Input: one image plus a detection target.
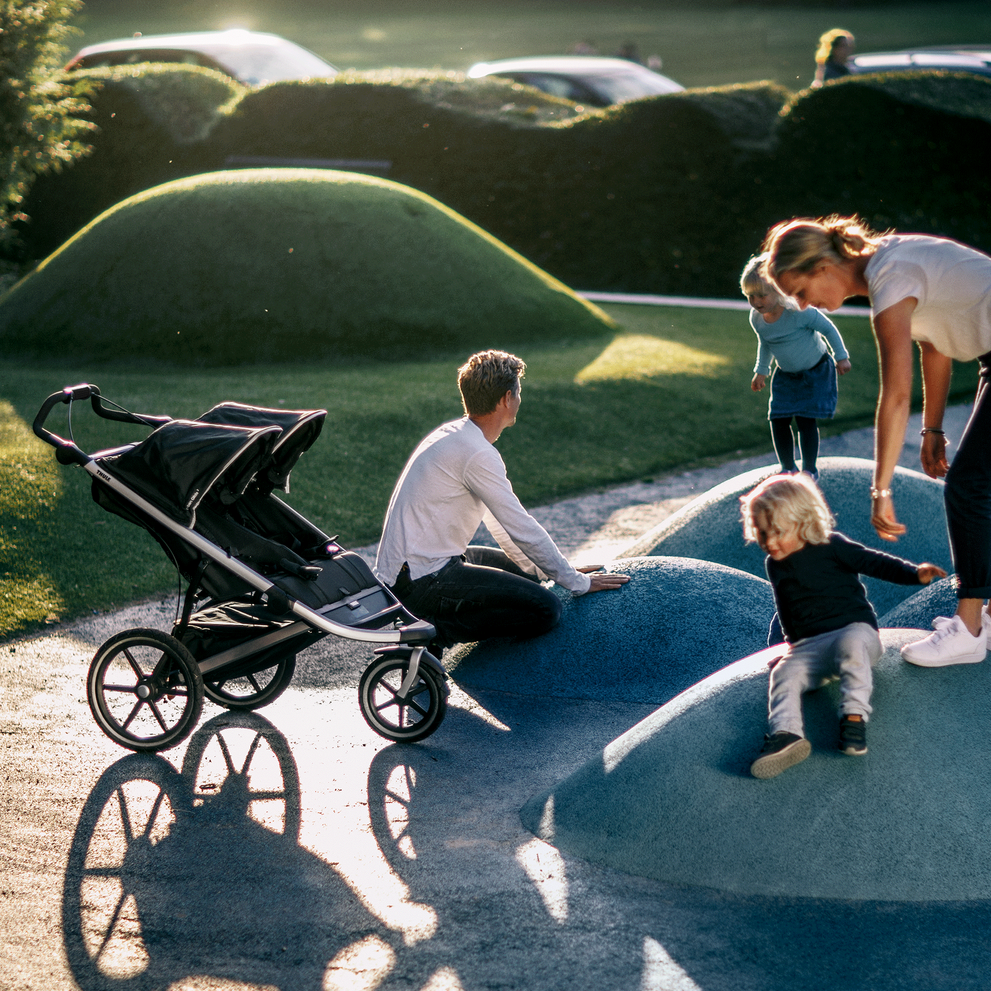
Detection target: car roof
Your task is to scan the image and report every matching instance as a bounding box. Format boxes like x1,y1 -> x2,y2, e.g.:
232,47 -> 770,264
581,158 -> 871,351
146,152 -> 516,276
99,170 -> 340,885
73,28 -> 302,58
468,56 -> 664,77
851,48 -> 991,74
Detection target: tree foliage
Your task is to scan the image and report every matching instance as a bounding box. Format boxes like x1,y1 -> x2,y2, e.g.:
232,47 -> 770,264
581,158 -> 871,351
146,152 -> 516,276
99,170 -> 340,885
0,0 -> 94,253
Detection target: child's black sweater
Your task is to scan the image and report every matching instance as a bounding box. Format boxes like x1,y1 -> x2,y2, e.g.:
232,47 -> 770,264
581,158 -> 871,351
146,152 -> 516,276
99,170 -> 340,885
765,531 -> 923,642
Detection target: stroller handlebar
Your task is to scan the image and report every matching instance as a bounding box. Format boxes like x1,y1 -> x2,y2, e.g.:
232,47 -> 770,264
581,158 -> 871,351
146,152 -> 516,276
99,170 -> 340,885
33,383 -> 172,465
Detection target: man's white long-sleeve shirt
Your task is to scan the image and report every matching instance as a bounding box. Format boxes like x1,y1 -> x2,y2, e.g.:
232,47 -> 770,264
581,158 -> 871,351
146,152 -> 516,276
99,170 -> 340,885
373,417 -> 591,594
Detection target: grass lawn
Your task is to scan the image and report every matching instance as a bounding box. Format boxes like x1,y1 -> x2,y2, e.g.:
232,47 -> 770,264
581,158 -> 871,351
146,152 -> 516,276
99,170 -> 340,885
0,301 -> 978,641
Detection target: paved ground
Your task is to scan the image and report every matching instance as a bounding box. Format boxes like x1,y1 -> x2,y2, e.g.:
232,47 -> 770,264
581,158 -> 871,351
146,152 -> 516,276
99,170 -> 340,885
3,405 -> 986,991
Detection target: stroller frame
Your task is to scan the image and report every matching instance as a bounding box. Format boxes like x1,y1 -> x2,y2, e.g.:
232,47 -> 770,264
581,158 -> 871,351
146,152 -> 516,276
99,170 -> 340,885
34,384 -> 448,752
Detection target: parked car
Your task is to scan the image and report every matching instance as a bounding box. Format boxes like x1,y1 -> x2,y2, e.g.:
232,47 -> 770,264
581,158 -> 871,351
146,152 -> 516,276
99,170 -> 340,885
849,47 -> 991,79
467,55 -> 684,107
64,29 -> 339,86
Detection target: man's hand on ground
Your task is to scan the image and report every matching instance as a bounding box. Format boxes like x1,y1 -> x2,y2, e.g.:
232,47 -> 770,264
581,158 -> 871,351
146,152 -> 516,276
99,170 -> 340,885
576,565 -> 631,592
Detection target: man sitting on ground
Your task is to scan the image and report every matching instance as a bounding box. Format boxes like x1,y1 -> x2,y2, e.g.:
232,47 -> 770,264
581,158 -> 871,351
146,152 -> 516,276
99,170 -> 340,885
374,349 -> 630,650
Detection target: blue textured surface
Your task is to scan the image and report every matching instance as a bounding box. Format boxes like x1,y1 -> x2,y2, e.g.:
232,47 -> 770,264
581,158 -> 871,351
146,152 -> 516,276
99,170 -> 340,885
521,629 -> 991,900
879,577 -> 960,630
445,556 -> 774,705
626,457 -> 950,618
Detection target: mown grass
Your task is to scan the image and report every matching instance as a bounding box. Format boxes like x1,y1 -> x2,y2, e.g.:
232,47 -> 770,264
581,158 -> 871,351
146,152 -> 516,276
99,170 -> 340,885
1,302 -> 979,641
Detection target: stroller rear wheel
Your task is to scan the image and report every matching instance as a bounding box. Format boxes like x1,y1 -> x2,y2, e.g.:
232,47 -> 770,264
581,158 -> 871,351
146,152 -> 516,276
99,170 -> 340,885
202,654 -> 296,711
359,652 -> 448,743
88,629 -> 204,753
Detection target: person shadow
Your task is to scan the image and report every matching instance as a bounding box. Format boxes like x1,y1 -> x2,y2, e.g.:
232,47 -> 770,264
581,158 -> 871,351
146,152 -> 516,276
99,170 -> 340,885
61,711 -> 399,991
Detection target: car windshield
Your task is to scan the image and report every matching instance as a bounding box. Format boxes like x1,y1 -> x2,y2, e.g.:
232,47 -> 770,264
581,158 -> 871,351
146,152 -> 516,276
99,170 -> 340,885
199,41 -> 335,85
587,69 -> 682,103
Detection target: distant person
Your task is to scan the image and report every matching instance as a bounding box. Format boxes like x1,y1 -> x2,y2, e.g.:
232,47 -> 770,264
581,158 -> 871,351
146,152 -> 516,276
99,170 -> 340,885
812,28 -> 855,87
761,215 -> 991,669
615,42 -> 642,64
571,40 -> 598,55
741,473 -> 945,779
740,253 -> 851,481
374,349 -> 630,652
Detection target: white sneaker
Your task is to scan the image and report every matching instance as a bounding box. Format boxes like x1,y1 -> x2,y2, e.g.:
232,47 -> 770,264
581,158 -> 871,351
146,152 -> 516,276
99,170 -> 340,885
983,605 -> 991,649
901,615 -> 986,667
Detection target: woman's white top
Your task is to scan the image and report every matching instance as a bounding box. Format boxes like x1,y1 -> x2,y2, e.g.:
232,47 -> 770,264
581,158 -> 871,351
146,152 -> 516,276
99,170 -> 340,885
865,234 -> 991,361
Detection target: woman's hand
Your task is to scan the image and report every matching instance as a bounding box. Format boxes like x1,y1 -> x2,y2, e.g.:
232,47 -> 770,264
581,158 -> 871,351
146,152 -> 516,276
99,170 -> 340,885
836,358 -> 852,376
871,491 -> 907,542
917,563 -> 948,585
920,429 -> 950,478
751,373 -> 766,392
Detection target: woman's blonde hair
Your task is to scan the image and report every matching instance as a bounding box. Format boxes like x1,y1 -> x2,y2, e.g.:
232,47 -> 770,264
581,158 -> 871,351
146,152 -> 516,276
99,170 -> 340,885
760,215 -> 884,287
740,253 -> 787,306
740,473 -> 834,547
815,28 -> 854,65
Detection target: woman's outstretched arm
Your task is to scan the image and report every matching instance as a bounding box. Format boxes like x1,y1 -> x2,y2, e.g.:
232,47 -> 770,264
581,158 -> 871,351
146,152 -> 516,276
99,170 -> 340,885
870,297 -> 918,541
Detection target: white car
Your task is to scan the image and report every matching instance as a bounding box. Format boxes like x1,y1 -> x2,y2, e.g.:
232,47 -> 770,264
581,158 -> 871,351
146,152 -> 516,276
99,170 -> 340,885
849,47 -> 991,79
65,29 -> 339,86
467,55 -> 684,107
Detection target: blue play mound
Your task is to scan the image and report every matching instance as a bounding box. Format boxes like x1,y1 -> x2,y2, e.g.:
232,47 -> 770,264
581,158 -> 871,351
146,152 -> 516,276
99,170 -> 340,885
622,457 -> 950,618
879,576 -> 960,631
444,556 -> 775,705
521,629 -> 991,901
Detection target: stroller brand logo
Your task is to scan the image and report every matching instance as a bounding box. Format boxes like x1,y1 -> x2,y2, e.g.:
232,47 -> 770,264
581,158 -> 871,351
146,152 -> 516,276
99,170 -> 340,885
95,468 -> 113,483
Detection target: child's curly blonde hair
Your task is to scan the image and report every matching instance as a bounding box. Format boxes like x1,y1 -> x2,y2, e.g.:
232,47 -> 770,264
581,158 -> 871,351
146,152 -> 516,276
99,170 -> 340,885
740,473 -> 834,546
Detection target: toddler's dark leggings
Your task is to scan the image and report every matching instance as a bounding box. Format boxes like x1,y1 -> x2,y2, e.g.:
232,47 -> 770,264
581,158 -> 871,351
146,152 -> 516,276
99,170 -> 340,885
770,416 -> 818,473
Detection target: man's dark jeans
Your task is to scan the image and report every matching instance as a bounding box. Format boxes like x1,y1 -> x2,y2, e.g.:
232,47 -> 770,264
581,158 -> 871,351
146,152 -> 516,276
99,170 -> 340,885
944,355 -> 991,599
389,545 -> 563,647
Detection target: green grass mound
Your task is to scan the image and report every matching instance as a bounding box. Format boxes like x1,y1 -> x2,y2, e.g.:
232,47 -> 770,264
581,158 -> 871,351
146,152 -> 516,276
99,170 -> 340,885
0,168 -> 614,366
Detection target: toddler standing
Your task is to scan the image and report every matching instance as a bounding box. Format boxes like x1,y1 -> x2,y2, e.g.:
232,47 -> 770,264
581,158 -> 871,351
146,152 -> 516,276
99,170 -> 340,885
740,473 -> 946,779
741,254 -> 852,481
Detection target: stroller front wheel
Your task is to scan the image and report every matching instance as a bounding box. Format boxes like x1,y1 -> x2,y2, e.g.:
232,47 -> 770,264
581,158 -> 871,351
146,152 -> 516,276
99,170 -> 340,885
358,652 -> 447,743
88,629 -> 204,752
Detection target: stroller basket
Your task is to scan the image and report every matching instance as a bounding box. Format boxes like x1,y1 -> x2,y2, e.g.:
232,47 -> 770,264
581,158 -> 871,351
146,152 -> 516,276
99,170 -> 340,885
34,383 -> 449,753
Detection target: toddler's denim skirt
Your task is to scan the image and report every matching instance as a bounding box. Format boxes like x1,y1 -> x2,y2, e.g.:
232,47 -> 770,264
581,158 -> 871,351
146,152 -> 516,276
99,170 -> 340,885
768,353 -> 837,419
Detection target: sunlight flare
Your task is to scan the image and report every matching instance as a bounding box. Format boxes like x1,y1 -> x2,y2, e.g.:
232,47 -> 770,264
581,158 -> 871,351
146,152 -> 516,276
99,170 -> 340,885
576,334 -> 731,383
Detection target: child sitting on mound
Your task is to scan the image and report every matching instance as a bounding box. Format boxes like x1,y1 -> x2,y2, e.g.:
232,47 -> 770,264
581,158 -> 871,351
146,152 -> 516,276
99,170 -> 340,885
740,473 -> 946,779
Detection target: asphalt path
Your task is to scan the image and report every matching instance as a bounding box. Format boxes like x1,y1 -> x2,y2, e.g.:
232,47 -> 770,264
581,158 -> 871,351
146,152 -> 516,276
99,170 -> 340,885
2,404 -> 986,991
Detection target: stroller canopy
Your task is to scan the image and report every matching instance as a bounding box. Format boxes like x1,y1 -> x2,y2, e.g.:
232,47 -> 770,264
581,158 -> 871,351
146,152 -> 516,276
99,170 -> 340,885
197,403 -> 326,493
96,419 -> 282,526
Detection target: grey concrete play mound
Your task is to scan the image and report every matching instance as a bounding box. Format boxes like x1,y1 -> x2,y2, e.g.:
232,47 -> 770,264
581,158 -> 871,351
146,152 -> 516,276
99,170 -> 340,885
521,629 -> 991,901
445,556 -> 775,705
622,457 -> 951,618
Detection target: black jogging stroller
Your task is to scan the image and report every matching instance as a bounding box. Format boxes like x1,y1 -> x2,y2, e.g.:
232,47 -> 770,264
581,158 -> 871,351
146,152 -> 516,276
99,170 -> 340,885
34,384 -> 448,753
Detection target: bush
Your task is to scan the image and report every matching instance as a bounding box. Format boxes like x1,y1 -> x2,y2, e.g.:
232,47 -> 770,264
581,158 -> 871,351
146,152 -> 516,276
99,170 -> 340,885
0,168 -> 615,366
763,72 -> 991,253
14,66 -> 991,296
0,0 -> 93,253
19,64 -> 243,257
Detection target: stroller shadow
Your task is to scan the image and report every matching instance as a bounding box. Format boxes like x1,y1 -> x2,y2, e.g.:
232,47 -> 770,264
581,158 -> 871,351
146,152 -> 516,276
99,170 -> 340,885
61,712 -> 395,991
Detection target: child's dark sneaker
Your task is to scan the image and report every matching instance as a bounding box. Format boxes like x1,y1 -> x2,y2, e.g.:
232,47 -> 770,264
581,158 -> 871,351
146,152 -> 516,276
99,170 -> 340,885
839,715 -> 867,755
750,732 -> 811,779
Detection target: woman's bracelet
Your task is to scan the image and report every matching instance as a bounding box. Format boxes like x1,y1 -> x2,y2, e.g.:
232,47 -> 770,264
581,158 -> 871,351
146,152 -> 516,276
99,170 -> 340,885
920,427 -> 945,436
870,487 -> 892,500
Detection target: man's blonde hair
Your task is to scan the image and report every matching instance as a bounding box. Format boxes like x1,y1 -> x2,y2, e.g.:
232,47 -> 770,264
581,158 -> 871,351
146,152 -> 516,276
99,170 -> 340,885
457,349 -> 526,416
740,473 -> 834,546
